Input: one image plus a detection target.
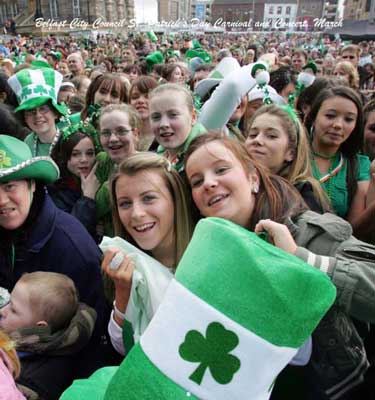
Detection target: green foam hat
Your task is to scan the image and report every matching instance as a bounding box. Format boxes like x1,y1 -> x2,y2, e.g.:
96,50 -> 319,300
8,67 -> 67,115
49,50 -> 63,60
185,49 -> 212,63
105,217 -> 336,399
147,31 -> 158,43
146,51 -> 164,72
302,61 -> 318,75
0,135 -> 59,183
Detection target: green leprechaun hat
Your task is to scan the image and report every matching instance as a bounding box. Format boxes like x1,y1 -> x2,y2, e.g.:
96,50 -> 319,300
146,51 -> 164,72
7,67 -> 67,115
104,217 -> 336,400
0,135 -> 59,183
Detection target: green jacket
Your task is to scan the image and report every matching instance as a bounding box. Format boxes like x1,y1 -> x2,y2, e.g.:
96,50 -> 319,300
289,211 -> 375,399
95,152 -> 116,237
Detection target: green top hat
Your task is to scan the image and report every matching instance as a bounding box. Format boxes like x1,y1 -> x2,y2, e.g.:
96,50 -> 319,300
0,135 -> 59,183
8,67 -> 67,115
104,217 -> 336,400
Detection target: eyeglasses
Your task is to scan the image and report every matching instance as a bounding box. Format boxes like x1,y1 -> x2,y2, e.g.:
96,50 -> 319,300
342,55 -> 356,60
100,127 -> 133,138
24,104 -> 52,117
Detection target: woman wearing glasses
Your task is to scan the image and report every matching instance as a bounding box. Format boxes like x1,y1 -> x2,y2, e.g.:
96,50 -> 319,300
7,67 -> 68,156
96,104 -> 140,237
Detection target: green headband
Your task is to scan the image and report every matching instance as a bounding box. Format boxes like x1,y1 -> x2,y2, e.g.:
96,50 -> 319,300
279,105 -> 301,147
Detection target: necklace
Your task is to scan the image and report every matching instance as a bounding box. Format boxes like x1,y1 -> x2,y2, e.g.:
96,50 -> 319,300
32,128 -> 61,157
312,153 -> 344,203
312,150 -> 336,160
316,154 -> 344,183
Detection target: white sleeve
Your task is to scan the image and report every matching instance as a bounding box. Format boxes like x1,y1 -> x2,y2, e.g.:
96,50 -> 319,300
108,310 -> 125,356
289,336 -> 312,366
198,64 -> 256,131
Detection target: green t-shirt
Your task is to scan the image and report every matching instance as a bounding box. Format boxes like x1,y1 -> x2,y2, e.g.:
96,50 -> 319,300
312,153 -> 370,218
24,133 -> 52,157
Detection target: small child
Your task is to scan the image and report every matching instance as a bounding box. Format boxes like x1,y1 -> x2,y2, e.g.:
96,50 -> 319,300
0,272 -> 97,400
0,271 -> 78,334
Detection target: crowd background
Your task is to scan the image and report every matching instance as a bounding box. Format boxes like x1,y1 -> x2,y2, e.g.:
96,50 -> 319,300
0,28 -> 374,400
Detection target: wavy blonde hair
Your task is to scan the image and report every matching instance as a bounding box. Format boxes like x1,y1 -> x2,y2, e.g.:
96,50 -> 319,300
334,61 -> 359,90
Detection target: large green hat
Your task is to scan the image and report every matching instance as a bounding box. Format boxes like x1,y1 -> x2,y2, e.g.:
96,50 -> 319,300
7,67 -> 67,115
104,217 -> 336,399
0,135 -> 59,183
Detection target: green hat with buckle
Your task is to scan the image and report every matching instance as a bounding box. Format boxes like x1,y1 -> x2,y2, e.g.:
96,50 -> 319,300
7,67 -> 68,115
0,135 -> 59,183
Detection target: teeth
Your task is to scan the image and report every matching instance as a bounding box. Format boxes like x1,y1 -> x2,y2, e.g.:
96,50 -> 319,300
134,223 -> 154,232
0,208 -> 15,215
160,132 -> 173,137
208,195 -> 227,206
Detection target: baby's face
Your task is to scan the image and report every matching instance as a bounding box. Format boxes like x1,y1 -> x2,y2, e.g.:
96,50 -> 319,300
0,282 -> 40,333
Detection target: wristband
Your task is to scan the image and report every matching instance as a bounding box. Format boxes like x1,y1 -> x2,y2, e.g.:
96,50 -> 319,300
113,300 -> 126,320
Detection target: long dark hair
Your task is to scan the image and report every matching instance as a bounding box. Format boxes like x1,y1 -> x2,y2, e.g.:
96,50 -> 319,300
184,132 -> 308,231
51,131 -> 95,180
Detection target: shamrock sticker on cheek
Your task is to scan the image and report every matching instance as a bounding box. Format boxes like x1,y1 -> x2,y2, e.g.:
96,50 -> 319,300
179,321 -> 241,385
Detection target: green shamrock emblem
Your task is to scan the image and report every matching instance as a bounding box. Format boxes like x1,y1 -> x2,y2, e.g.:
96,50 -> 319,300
179,322 -> 240,385
0,150 -> 11,168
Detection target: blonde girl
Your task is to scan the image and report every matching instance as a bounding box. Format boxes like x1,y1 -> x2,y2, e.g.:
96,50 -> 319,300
245,105 -> 330,212
149,83 -> 206,173
102,152 -> 194,355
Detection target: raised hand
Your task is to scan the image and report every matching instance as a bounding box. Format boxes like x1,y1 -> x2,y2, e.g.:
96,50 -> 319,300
81,162 -> 100,199
255,219 -> 297,255
102,246 -> 135,324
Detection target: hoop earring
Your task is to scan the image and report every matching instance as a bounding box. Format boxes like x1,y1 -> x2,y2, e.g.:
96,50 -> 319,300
309,125 -> 315,140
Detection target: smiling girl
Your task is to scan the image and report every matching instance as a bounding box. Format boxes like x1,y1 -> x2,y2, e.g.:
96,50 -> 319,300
102,152 -> 194,355
149,83 -> 206,173
184,132 -> 375,400
245,105 -> 330,212
8,67 -> 68,157
50,129 -> 99,240
95,104 -> 140,237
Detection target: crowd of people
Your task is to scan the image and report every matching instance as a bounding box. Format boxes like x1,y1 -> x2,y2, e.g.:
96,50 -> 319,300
0,30 -> 374,399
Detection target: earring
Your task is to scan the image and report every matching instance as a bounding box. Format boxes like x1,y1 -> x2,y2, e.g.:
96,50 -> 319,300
309,125 -> 315,139
252,186 -> 259,194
